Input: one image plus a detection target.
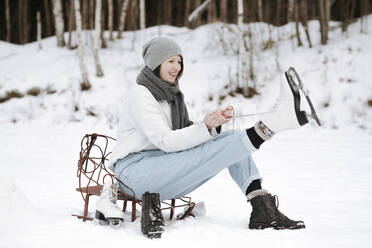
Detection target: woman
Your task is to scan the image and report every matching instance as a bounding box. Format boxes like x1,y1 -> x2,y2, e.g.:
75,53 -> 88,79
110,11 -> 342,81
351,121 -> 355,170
102,37 -> 309,237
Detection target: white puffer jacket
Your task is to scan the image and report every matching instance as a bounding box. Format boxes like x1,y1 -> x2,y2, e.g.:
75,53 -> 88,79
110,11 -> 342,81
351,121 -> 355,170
108,84 -> 214,169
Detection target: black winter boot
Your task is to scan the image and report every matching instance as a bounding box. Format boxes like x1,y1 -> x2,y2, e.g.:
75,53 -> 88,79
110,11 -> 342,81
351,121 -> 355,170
249,194 -> 305,230
249,194 -> 278,229
141,192 -> 165,239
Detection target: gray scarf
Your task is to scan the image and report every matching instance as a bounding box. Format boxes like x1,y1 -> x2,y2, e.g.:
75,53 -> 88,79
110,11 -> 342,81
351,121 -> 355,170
136,66 -> 193,130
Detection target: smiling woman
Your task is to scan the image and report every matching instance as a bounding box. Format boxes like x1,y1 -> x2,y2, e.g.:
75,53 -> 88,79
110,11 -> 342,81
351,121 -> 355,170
98,37 -> 311,238
156,55 -> 183,83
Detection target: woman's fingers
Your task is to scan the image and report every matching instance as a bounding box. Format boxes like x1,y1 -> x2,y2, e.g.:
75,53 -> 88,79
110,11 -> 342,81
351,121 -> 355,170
222,105 -> 234,119
205,107 -> 234,129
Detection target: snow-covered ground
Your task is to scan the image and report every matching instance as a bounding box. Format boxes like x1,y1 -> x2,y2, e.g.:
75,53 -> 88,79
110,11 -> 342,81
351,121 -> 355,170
1,16 -> 372,248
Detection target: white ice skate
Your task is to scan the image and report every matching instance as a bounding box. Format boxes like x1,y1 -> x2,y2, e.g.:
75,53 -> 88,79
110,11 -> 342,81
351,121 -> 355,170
260,67 -> 321,133
95,180 -> 124,227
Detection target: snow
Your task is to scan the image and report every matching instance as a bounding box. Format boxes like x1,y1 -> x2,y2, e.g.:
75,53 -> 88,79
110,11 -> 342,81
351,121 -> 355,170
1,16 -> 372,247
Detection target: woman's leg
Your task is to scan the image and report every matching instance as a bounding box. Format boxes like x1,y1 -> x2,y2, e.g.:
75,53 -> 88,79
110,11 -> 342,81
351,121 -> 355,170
115,130 -> 260,201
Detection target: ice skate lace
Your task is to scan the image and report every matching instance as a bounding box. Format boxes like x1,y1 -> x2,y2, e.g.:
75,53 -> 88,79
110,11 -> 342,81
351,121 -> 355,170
109,183 -> 119,204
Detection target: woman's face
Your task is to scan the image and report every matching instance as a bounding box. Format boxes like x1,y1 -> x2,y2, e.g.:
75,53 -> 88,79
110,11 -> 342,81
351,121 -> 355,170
159,55 -> 182,83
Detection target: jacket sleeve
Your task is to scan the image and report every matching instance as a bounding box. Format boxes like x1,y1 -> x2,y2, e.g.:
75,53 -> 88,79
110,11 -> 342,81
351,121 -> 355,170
128,86 -> 212,153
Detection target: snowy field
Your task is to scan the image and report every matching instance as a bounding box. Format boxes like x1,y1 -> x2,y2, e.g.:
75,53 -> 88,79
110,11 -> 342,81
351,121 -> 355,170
1,16 -> 372,247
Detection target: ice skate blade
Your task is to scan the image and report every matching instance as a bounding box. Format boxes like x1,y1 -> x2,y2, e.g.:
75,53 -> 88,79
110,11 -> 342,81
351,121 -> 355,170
176,202 -> 196,220
95,210 -> 123,227
285,67 -> 321,126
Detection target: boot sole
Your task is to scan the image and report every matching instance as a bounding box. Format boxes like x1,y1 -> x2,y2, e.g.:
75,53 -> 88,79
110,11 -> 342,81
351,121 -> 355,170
142,227 -> 165,239
249,222 -> 277,230
274,224 -> 306,230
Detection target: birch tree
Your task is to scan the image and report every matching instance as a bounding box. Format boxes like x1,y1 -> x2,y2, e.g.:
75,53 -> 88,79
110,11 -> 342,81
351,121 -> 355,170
117,0 -> 130,39
74,0 -> 91,90
53,0 -> 65,47
139,0 -> 146,29
94,0 -> 104,77
188,0 -> 211,24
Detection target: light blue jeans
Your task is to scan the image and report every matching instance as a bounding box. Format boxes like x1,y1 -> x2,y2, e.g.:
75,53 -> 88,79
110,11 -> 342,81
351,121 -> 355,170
114,130 -> 262,201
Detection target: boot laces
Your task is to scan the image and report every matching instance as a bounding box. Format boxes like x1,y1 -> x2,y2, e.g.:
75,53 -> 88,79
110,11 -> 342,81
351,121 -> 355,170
273,194 -> 279,209
109,182 -> 119,204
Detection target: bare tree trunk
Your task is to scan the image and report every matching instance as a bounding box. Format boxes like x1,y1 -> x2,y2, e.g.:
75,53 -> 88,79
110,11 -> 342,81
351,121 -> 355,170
257,0 -> 263,22
118,0 -> 129,39
207,0 -> 217,23
164,0 -> 172,25
90,0 -> 95,29
100,0 -> 107,48
68,0 -> 76,49
139,0 -> 146,29
94,0 -> 104,77
220,0 -> 227,22
294,0 -> 303,46
5,0 -> 11,42
108,0 -> 114,40
37,11 -> 42,49
184,0 -> 191,26
74,0 -> 91,90
53,0 -> 65,47
82,0 -> 88,30
287,0 -> 294,22
43,0 -> 52,36
300,0 -> 312,47
23,0 -> 29,44
129,0 -> 139,29
319,0 -> 330,45
18,0 -> 24,44
276,0 -> 281,26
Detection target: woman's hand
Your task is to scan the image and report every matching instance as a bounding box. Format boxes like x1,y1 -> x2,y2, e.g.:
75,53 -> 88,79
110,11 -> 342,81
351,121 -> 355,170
222,105 -> 234,119
204,105 -> 234,129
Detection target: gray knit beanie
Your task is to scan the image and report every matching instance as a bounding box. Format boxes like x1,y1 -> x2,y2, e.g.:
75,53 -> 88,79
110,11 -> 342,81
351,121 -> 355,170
142,37 -> 182,70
